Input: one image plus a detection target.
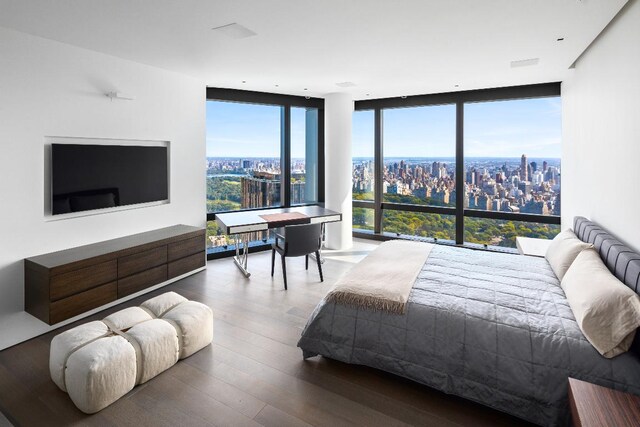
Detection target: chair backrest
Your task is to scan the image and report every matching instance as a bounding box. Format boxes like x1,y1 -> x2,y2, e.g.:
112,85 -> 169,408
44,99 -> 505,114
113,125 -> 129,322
283,223 -> 323,257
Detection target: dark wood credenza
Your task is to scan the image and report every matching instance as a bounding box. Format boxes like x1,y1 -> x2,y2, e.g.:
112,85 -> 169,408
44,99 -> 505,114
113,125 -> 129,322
25,225 -> 206,325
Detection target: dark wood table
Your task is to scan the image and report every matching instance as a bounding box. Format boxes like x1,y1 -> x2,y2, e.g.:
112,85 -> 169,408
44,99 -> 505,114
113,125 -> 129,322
568,377 -> 640,427
215,206 -> 341,277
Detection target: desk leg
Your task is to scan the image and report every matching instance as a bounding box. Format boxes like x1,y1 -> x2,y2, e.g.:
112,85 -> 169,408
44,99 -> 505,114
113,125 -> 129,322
310,223 -> 326,265
233,233 -> 251,277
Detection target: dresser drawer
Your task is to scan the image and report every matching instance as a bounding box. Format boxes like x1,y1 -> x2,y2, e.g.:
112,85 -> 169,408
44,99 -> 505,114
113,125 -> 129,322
168,252 -> 205,279
168,234 -> 205,262
118,265 -> 167,298
50,260 -> 117,301
118,246 -> 167,278
50,281 -> 117,324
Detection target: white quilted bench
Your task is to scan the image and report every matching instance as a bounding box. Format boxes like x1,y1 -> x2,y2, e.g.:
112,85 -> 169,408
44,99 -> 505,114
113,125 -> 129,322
49,291 -> 213,413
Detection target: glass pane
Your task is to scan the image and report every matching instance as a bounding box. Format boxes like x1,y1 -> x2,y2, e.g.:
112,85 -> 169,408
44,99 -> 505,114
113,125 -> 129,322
353,207 -> 375,232
206,100 -> 282,213
382,105 -> 456,207
464,97 -> 561,216
352,110 -> 375,201
383,210 -> 456,241
464,217 -> 560,249
291,107 -> 318,205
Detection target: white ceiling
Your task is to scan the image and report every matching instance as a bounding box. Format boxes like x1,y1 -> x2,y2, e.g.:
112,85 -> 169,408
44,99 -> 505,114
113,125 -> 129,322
0,0 -> 628,100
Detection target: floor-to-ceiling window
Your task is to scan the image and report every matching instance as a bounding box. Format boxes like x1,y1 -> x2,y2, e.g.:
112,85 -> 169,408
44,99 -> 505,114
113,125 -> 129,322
206,89 -> 324,257
463,97 -> 561,247
381,104 -> 457,241
352,83 -> 561,250
290,107 -> 320,205
352,110 -> 375,232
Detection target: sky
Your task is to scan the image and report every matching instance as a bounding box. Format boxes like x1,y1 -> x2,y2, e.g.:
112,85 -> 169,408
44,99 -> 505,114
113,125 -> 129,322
206,96 -> 562,159
206,101 -> 311,158
355,97 -> 562,158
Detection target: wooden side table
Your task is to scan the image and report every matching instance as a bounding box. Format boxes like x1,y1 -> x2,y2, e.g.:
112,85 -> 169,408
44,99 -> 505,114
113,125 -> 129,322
568,377 -> 640,426
515,236 -> 552,257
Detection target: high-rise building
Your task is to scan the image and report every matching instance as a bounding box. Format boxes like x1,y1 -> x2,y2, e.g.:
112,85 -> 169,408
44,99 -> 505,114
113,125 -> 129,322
241,171 -> 281,209
520,154 -> 528,182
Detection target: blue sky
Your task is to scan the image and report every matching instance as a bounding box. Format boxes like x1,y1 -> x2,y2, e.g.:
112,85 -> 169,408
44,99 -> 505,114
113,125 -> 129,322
206,101 -> 310,158
207,97 -> 562,159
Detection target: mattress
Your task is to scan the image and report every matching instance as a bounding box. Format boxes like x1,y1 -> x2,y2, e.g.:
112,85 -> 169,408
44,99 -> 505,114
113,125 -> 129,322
297,244 -> 640,426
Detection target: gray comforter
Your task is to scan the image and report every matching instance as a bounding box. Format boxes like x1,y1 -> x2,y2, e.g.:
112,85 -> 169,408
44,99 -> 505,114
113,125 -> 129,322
298,245 -> 640,426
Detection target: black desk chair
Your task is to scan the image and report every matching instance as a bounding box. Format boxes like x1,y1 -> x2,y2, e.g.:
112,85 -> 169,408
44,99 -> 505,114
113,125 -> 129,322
271,223 -> 324,290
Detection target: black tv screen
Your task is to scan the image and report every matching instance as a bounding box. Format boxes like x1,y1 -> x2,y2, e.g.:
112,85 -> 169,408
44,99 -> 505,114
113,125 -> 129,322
51,144 -> 168,215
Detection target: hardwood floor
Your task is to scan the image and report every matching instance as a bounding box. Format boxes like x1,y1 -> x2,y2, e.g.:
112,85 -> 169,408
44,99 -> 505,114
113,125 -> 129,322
0,242 -> 534,427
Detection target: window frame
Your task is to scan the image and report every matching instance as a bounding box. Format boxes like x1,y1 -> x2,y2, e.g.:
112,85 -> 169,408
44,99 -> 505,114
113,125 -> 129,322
353,82 -> 561,247
206,88 -> 325,259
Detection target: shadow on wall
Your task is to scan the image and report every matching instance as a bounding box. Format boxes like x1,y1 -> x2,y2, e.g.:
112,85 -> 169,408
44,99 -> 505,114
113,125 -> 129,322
0,260 -> 24,316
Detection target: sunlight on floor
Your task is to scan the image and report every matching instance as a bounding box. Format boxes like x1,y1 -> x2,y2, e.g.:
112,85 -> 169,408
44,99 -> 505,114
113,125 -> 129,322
321,238 -> 379,264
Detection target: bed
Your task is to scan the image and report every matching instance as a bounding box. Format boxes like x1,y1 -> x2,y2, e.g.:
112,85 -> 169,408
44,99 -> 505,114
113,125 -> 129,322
297,217 -> 640,426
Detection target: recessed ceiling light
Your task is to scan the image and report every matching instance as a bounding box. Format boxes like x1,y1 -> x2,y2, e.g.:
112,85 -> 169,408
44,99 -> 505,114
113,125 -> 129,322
366,93 -> 370,96
303,88 -> 308,91
454,84 -> 459,88
305,96 -> 310,99
401,96 -> 407,99
211,23 -> 257,39
275,84 -> 279,87
510,58 -> 540,68
242,80 -> 246,83
336,81 -> 357,88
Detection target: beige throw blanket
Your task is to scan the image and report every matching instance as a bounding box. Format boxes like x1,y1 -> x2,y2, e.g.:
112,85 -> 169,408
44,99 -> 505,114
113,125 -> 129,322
326,240 -> 434,314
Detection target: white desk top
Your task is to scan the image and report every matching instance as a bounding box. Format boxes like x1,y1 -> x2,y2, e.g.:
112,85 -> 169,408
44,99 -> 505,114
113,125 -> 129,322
215,206 -> 341,235
516,236 -> 552,257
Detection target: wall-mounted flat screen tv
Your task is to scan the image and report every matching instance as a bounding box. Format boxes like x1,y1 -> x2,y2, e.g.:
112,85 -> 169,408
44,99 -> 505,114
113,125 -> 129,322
51,143 -> 169,215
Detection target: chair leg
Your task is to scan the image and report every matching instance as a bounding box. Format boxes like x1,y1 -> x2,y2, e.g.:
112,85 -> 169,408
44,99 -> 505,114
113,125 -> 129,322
305,255 -> 309,270
315,251 -> 323,282
271,249 -> 276,276
281,255 -> 288,290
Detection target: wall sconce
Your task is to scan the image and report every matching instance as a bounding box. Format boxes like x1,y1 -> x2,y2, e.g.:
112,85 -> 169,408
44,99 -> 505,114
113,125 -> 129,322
106,91 -> 135,101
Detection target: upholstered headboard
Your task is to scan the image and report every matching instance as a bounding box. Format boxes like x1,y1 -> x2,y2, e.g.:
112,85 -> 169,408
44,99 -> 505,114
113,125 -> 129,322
574,217 -> 640,294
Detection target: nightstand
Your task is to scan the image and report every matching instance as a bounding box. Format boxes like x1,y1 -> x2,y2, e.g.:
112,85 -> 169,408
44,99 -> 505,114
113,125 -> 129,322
568,377 -> 640,427
515,236 -> 552,257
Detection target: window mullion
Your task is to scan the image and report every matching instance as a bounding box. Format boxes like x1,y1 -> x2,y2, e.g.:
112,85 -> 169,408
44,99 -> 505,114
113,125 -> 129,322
455,101 -> 464,245
374,108 -> 383,234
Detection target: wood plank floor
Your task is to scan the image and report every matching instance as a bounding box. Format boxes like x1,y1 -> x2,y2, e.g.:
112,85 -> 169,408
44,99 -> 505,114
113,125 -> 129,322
0,241 -> 534,427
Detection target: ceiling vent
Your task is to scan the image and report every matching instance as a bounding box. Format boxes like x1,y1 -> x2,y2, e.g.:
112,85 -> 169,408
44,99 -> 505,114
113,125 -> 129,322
336,81 -> 357,88
510,58 -> 540,68
211,23 -> 257,39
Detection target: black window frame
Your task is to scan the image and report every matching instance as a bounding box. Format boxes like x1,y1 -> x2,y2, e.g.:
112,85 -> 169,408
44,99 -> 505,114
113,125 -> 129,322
206,88 -> 325,259
353,82 -> 561,249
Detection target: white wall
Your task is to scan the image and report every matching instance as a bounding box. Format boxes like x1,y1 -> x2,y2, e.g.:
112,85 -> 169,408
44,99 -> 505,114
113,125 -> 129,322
562,0 -> 640,251
0,27 -> 205,318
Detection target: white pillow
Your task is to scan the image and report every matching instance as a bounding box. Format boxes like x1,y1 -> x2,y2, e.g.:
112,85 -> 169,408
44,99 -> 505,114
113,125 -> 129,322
545,229 -> 592,281
561,248 -> 640,358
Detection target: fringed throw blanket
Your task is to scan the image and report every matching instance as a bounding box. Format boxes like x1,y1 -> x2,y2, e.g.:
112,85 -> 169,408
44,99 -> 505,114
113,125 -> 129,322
326,240 -> 434,314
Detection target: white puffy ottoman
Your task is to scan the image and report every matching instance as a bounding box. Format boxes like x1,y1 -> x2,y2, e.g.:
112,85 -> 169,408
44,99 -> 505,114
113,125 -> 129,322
49,291 -> 213,413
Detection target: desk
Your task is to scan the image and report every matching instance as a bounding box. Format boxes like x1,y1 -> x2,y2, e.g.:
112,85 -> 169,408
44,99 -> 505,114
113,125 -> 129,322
215,206 -> 341,277
568,377 -> 640,427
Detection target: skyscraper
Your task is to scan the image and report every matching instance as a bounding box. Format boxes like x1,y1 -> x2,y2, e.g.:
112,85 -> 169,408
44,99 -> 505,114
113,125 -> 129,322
520,154 -> 528,182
